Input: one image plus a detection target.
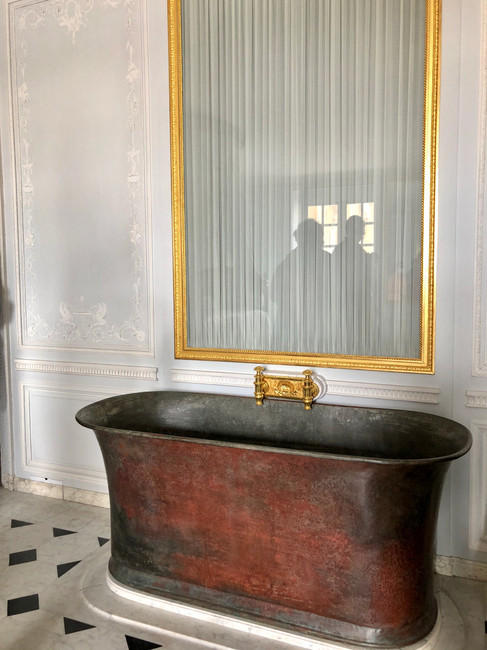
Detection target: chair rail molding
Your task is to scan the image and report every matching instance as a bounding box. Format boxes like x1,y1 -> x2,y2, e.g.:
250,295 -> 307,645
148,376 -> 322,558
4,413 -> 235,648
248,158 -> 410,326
466,390 -> 487,407
171,368 -> 440,405
15,359 -> 158,380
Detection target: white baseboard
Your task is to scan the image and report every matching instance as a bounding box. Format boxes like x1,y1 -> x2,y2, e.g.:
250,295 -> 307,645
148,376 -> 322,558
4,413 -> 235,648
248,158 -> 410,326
435,555 -> 487,581
1,474 -> 109,508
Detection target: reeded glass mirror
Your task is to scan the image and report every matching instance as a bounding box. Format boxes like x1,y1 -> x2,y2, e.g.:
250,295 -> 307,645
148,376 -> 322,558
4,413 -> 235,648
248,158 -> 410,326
168,0 -> 439,372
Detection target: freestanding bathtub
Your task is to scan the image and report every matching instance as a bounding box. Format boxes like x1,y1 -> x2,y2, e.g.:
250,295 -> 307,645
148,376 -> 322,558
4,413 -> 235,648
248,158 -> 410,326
76,391 -> 471,648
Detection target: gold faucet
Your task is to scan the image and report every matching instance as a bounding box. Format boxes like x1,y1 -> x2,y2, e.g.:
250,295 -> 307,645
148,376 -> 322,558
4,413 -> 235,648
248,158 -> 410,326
253,367 -> 319,409
302,370 -> 315,410
254,366 -> 266,406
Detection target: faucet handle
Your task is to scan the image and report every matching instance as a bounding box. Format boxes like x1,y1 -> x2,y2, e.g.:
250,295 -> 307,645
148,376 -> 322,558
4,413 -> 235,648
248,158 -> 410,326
302,369 -> 317,410
254,366 -> 265,405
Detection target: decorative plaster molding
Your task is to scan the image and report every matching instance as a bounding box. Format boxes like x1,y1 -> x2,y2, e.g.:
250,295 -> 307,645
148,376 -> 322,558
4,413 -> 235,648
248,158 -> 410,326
10,0 -> 153,353
473,1 -> 487,375
171,368 -> 440,404
466,390 -> 487,407
171,369 -> 254,388
325,380 -> 439,404
469,421 -> 487,552
15,358 -> 157,380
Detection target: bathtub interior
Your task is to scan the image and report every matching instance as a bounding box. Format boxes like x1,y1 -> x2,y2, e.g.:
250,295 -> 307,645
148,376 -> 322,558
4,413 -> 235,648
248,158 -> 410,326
76,390 -> 472,463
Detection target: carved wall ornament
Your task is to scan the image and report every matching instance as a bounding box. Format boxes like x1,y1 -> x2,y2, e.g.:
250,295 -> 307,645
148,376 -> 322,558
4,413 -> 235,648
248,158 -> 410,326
18,0 -> 124,42
473,1 -> 487,375
10,0 -> 152,352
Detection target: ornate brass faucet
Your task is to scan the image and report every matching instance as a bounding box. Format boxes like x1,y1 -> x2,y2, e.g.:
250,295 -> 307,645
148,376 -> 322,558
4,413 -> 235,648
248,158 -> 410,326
254,366 -> 266,406
253,367 -> 319,410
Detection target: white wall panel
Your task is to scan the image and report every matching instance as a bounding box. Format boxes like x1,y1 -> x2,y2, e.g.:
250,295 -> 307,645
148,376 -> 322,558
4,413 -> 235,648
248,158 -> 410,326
19,382 -> 111,489
9,0 -> 153,352
469,421 -> 487,552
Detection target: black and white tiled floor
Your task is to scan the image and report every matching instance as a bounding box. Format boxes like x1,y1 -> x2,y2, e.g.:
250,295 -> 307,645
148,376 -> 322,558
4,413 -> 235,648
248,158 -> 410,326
0,487 -> 164,649
1,487 -> 486,650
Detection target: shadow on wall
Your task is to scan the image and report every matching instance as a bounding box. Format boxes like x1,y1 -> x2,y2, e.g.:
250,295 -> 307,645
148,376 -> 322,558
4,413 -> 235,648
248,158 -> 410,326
0,277 -> 14,484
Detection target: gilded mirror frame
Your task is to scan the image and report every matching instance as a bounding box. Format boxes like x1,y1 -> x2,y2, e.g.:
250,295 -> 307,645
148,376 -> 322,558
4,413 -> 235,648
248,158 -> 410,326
168,0 -> 440,373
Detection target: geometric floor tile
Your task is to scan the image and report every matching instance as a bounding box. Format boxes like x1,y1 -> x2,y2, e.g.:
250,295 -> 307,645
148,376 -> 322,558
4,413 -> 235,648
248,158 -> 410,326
125,635 -> 163,649
11,519 -> 34,528
98,536 -> 110,547
63,617 -> 96,634
57,560 -> 82,578
9,548 -> 37,566
53,527 -> 77,538
7,593 -> 40,616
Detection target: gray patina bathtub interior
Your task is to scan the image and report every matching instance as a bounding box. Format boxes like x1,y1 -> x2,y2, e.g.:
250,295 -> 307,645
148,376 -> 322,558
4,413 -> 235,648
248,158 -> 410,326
76,391 -> 471,648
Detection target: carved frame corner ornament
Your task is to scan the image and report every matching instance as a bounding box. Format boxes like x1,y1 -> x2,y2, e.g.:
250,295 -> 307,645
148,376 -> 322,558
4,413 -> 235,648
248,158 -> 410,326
168,0 -> 439,373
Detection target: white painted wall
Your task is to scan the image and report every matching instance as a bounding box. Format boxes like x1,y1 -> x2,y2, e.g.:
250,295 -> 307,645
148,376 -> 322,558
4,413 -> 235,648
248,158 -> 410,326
0,0 -> 485,566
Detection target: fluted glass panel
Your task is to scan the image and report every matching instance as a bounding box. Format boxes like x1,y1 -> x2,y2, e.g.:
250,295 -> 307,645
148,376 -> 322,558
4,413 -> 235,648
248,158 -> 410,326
181,0 -> 424,357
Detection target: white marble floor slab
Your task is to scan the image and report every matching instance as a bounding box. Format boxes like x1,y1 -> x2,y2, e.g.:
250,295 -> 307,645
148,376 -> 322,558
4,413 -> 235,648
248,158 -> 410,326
0,487 -> 485,649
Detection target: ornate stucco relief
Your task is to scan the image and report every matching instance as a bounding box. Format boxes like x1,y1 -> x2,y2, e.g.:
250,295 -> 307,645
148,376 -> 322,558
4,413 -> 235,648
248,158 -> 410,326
15,358 -> 158,380
473,1 -> 487,375
11,0 -> 152,352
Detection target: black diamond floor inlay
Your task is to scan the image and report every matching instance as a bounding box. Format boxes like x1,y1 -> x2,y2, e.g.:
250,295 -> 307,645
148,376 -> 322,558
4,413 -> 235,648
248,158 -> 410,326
98,536 -> 109,547
63,617 -> 96,635
125,635 -> 163,650
7,594 -> 39,616
53,527 -> 76,538
11,519 -> 34,528
57,560 -> 82,578
9,548 -> 37,566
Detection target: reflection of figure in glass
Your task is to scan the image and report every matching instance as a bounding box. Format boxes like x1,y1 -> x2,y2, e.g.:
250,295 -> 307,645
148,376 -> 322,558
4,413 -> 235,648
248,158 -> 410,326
271,219 -> 331,352
331,215 -> 373,354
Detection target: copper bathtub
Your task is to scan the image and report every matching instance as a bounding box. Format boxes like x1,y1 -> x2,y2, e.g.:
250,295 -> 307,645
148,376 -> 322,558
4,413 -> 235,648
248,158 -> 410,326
76,391 -> 471,648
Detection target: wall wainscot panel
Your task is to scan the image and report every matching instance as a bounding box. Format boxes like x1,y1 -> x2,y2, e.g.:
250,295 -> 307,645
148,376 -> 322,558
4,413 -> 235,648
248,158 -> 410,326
469,421 -> 487,552
18,382 -> 121,490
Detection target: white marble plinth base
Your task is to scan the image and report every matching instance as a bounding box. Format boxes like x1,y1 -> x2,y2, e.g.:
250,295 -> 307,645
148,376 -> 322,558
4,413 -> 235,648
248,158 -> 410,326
80,550 -> 444,650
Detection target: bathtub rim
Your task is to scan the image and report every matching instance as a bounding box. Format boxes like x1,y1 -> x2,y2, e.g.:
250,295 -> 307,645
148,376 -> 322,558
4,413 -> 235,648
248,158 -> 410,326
75,390 -> 472,466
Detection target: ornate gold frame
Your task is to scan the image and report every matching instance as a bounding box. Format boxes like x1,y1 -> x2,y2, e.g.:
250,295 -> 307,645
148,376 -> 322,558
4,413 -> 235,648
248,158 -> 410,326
168,0 -> 440,373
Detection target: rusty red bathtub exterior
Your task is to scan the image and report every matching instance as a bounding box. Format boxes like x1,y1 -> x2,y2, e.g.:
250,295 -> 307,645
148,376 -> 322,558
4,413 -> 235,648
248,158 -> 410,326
76,391 -> 471,648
